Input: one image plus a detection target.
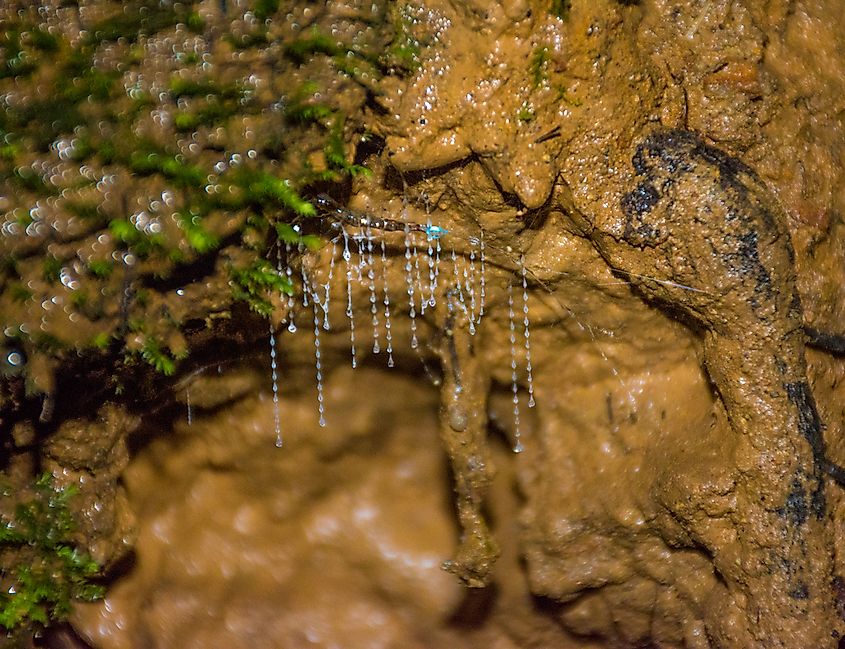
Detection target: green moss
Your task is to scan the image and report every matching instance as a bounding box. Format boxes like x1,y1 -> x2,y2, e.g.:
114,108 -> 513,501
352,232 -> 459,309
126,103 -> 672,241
550,0 -> 571,19
27,28 -> 60,53
284,29 -> 381,84
517,103 -> 535,122
84,1 -> 189,46
70,290 -> 88,308
282,86 -> 372,180
253,0 -> 281,21
65,199 -> 102,222
323,117 -> 372,178
240,170 -> 317,216
91,332 -> 111,349
97,139 -> 117,165
67,136 -> 96,163
41,256 -> 62,284
185,11 -> 205,33
225,31 -> 269,49
0,29 -> 38,80
230,258 -> 293,317
108,218 -> 137,244
177,51 -> 200,65
138,337 -> 180,376
134,289 -> 151,308
87,260 -> 113,279
0,26 -> 60,81
0,0 -> 386,379
381,4 -> 424,76
108,218 -> 165,258
284,99 -> 334,124
284,31 -> 347,64
275,223 -> 304,246
0,140 -> 19,161
13,166 -> 53,194
9,284 -> 33,303
177,210 -> 220,253
173,92 -> 247,132
530,46 -> 550,88
556,86 -> 583,107
168,76 -> 244,100
0,474 -> 104,636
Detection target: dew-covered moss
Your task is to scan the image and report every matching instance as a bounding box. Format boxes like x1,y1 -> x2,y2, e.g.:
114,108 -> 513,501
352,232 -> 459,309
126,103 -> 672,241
0,0 -> 415,391
0,474 -> 103,640
550,0 -> 572,19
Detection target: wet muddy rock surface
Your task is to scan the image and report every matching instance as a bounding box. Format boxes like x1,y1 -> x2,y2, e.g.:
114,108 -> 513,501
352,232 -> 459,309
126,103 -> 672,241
3,1 -> 845,648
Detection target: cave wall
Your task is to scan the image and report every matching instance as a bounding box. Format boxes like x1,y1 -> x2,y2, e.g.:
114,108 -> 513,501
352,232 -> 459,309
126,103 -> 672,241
3,0 -> 845,647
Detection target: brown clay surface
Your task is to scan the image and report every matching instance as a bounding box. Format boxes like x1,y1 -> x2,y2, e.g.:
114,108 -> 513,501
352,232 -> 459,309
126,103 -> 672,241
73,366 -> 596,648
6,0 -> 845,647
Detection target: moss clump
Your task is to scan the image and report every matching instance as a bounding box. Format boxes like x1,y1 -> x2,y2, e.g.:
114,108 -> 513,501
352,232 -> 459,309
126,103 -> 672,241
529,46 -> 550,89
230,259 -> 294,318
0,474 -> 103,641
0,0 -> 415,388
517,103 -> 536,123
550,0 -> 572,19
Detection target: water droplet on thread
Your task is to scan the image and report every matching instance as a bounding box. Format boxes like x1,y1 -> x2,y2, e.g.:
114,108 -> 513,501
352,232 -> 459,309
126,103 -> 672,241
433,238 -> 442,307
355,232 -> 366,282
322,239 -> 337,331
342,227 -> 358,368
468,239 -> 478,334
366,227 -> 380,354
381,239 -> 395,367
479,231 -> 486,320
404,225 -> 418,350
415,238 -> 428,316
299,243 -> 309,307
282,243 -> 296,333
520,255 -> 536,408
508,282 -> 521,453
269,324 -> 282,447
451,246 -> 465,307
426,223 -> 437,309
342,230 -> 352,262
312,289 -> 326,427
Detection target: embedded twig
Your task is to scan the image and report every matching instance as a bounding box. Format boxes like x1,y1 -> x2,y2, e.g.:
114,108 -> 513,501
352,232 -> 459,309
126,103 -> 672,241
804,326 -> 845,356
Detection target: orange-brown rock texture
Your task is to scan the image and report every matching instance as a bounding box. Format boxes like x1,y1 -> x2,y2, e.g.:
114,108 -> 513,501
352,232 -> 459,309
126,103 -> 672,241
3,0 -> 845,647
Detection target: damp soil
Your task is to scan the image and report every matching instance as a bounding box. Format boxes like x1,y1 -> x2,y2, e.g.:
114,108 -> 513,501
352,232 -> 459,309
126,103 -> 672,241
4,0 -> 845,648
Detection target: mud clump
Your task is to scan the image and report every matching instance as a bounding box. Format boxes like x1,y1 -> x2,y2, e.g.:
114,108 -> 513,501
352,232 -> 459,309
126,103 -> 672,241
589,127 -> 839,646
74,368 -> 469,649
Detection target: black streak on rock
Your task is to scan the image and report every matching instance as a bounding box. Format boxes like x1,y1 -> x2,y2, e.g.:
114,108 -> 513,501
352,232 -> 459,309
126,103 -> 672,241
621,182 -> 661,243
777,478 -> 809,526
789,581 -> 810,600
621,182 -> 659,217
784,381 -> 827,518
